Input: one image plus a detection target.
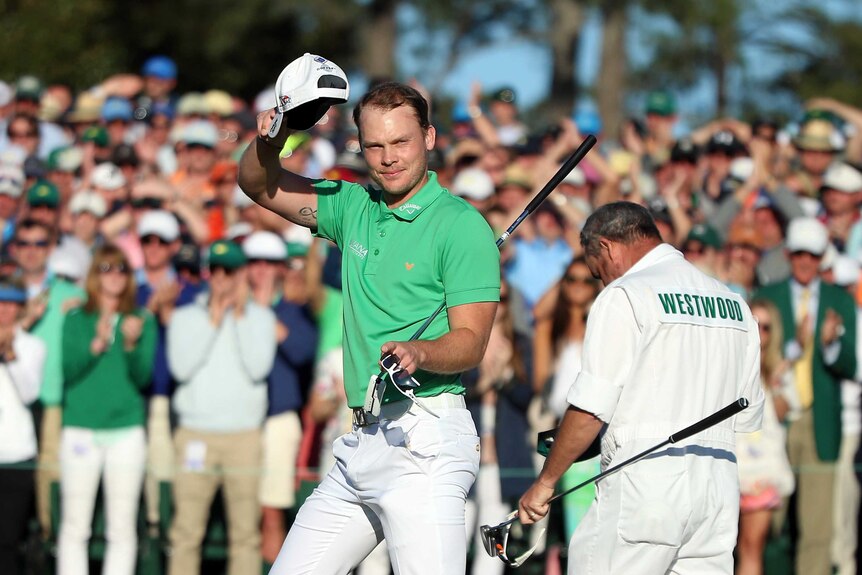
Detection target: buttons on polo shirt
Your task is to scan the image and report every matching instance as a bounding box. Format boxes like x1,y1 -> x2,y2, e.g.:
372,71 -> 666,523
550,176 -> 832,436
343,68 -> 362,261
374,249 -> 380,255
380,231 -> 386,237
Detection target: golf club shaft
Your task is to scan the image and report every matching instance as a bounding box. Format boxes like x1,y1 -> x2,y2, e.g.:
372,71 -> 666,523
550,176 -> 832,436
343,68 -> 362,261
405,135 -> 598,345
547,398 -> 748,504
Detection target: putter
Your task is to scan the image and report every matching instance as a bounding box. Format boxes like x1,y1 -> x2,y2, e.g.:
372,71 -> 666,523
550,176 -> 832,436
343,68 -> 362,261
480,398 -> 750,567
375,135 -> 598,385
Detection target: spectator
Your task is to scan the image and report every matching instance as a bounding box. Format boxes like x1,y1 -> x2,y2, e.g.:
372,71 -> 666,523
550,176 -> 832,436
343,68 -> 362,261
242,231 -> 318,564
0,163 -> 25,246
10,218 -> 53,298
825,255 -> 862,575
735,299 -> 797,575
681,223 -> 724,278
754,217 -> 857,575
531,257 -> 602,544
167,240 -> 276,575
57,245 -> 156,575
134,210 -> 200,527
819,162 -> 862,254
721,222 -> 764,299
24,179 -> 61,230
135,55 -> 178,123
451,166 -> 495,215
0,275 -> 46,575
6,112 -> 40,159
100,96 -> 135,149
67,191 -> 107,251
783,118 -> 844,209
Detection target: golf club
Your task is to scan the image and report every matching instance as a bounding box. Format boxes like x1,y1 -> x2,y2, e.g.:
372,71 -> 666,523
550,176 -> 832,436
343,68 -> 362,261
377,135 -> 597,384
480,397 -> 750,567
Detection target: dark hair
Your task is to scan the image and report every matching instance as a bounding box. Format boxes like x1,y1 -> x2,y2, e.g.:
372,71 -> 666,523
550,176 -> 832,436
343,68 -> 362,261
580,201 -> 662,255
551,256 -> 598,350
7,113 -> 38,138
352,82 -> 431,137
84,244 -> 137,314
15,218 -> 52,242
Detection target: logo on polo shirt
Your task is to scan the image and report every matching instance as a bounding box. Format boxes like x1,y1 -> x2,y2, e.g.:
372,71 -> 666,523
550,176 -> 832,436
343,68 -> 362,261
398,203 -> 422,215
349,240 -> 368,259
405,262 -> 414,270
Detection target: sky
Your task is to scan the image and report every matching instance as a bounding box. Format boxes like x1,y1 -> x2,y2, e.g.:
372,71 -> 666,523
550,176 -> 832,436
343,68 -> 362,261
391,0 -> 861,134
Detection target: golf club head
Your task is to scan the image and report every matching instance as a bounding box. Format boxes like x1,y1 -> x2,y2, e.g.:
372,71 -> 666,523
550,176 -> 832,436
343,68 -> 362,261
479,522 -> 505,558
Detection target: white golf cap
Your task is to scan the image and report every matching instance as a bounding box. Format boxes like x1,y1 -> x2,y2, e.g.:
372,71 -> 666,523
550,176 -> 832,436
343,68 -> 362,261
243,231 -> 287,261
271,53 -> 349,132
561,166 -> 586,187
137,210 -> 180,242
831,254 -> 860,286
451,167 -> 494,201
181,120 -> 218,148
49,239 -> 91,281
822,162 -> 862,193
69,192 -> 107,217
232,184 -> 256,209
729,157 -> 754,182
0,164 -> 25,198
91,162 -> 126,190
786,217 -> 829,256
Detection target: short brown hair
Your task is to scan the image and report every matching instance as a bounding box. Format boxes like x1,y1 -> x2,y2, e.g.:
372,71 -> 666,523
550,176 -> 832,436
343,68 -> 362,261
352,82 -> 431,137
83,244 -> 137,314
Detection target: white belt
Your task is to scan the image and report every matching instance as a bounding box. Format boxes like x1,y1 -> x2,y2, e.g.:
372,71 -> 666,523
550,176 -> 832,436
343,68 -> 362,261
352,393 -> 465,427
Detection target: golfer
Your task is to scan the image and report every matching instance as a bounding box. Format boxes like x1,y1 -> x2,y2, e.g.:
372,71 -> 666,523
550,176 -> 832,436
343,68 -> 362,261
518,202 -> 764,574
238,58 -> 500,574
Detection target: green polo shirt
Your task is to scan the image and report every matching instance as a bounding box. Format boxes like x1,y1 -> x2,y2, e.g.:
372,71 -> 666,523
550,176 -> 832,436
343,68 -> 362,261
314,171 -> 500,407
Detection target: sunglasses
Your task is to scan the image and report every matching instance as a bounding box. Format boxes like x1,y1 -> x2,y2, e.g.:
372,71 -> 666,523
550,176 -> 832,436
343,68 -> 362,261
209,264 -> 238,276
379,353 -> 420,390
141,234 -> 170,246
563,274 -> 595,285
480,512 -> 546,568
98,262 -> 128,274
9,130 -> 37,138
131,197 -> 164,210
16,239 -> 50,248
683,244 -> 706,255
758,323 -> 772,333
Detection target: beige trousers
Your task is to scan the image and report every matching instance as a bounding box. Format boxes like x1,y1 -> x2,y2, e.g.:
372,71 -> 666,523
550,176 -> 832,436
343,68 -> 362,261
168,427 -> 262,575
145,396 -> 174,526
787,408 -> 836,575
36,405 -> 62,537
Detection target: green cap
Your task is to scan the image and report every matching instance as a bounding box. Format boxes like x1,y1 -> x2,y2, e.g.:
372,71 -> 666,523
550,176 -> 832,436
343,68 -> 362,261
685,223 -> 722,250
208,239 -> 246,269
27,179 -> 60,208
81,125 -> 110,148
15,75 -> 43,101
491,86 -> 516,104
645,90 -> 676,117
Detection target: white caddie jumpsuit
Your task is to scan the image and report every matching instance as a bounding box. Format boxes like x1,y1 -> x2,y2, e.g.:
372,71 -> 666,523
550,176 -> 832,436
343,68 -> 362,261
566,244 -> 764,575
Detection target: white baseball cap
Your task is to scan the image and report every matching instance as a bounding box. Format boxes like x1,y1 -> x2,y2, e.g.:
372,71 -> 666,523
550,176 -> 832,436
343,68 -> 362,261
137,210 -> 180,242
49,240 -> 91,281
561,166 -> 586,187
0,164 -> 25,198
451,167 -> 494,201
91,162 -> 126,190
786,217 -> 829,256
270,53 -> 349,133
831,254 -> 860,286
729,157 -> 754,182
821,162 -> 862,193
243,231 -> 287,261
69,192 -> 107,217
181,120 -> 218,148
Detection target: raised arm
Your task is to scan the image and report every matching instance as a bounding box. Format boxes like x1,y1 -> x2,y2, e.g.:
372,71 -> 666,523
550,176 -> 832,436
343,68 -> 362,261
237,109 -> 322,230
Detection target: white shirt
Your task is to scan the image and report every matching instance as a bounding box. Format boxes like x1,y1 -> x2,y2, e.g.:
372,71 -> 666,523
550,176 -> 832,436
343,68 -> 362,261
567,244 -> 764,465
0,328 -> 46,462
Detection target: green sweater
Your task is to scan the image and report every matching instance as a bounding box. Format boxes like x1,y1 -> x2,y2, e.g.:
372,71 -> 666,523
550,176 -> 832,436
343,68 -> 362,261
61,307 -> 157,429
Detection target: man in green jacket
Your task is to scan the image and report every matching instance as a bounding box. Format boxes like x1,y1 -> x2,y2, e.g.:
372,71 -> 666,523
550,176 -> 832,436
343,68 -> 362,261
754,217 -> 857,575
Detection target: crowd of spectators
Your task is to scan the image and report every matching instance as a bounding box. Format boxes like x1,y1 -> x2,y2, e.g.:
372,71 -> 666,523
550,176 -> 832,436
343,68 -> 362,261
1,53 -> 862,575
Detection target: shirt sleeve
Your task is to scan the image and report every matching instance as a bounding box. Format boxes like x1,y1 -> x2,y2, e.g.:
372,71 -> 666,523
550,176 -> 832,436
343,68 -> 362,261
566,287 -> 637,423
441,208 -> 500,308
313,179 -> 364,249
734,313 -> 765,433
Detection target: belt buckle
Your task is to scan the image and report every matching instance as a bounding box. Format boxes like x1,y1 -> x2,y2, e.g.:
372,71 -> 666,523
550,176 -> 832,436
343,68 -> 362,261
353,408 -> 374,428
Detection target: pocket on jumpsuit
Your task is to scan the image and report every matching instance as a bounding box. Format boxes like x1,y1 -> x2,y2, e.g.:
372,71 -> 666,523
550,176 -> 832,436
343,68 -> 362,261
331,431 -> 360,471
617,456 -> 691,547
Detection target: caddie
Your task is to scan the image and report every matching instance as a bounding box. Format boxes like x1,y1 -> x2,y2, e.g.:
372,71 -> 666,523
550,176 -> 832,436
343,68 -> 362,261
518,202 -> 764,574
238,54 -> 500,574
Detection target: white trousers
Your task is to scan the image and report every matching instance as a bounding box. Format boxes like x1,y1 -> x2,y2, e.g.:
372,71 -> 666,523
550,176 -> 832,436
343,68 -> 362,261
57,426 -> 146,575
270,398 -> 479,575
569,443 -> 738,575
833,433 -> 861,575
